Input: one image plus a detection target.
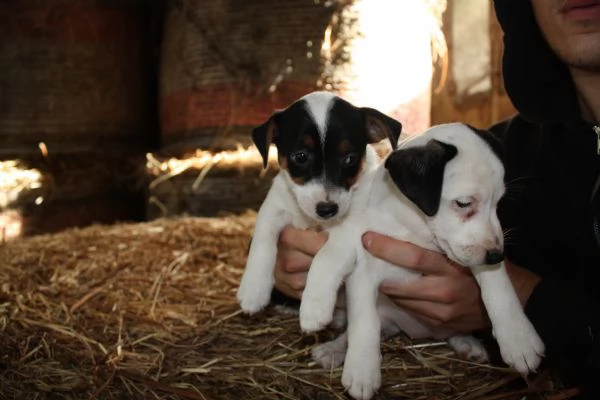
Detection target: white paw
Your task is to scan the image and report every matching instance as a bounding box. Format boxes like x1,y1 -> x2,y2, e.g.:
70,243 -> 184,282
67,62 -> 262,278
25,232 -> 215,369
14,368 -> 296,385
273,304 -> 299,316
299,292 -> 336,333
494,318 -> 545,375
312,342 -> 346,369
311,336 -> 347,369
447,335 -> 489,363
236,274 -> 273,315
342,352 -> 381,400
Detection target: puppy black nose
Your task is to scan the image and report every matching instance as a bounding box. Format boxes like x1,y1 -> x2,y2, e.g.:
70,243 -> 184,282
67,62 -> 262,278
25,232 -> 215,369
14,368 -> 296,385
316,201 -> 338,219
484,249 -> 504,265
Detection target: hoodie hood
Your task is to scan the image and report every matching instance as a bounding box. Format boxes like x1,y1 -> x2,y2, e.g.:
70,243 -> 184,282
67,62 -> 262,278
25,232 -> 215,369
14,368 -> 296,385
493,0 -> 582,124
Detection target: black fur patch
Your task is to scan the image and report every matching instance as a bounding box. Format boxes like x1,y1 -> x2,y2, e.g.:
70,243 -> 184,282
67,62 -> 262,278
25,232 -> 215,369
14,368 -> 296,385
385,139 -> 458,216
465,124 -> 505,164
252,94 -> 402,190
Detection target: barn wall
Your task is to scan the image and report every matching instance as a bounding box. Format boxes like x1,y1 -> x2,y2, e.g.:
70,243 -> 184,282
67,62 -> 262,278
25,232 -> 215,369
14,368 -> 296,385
0,0 -> 162,236
430,2 -> 516,130
158,0 -> 338,153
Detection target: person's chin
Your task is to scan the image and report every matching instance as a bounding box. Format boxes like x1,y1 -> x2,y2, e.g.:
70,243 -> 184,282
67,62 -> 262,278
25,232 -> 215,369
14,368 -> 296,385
562,38 -> 600,71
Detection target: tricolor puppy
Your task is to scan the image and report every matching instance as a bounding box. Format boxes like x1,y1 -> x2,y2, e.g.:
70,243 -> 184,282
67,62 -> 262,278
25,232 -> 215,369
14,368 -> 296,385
236,91 -> 401,320
307,123 -> 545,400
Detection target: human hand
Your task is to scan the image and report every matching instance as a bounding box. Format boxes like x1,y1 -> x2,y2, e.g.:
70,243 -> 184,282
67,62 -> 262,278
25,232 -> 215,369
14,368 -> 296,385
362,231 -> 491,333
273,226 -> 328,299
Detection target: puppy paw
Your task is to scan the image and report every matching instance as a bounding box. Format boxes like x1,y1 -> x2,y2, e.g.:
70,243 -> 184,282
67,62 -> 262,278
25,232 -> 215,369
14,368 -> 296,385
495,318 -> 545,375
311,339 -> 347,369
299,293 -> 336,333
342,352 -> 381,400
273,304 -> 299,316
236,276 -> 273,315
447,335 -> 489,363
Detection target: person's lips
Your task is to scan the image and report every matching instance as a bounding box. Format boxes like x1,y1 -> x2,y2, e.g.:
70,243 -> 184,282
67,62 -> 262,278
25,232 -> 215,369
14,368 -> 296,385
561,0 -> 600,20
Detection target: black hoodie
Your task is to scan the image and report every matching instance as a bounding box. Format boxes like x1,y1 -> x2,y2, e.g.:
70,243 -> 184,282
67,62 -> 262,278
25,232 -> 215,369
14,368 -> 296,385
492,1 -> 600,396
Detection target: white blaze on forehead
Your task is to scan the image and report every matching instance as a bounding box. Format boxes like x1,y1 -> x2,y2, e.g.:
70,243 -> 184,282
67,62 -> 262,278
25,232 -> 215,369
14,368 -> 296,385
302,91 -> 336,144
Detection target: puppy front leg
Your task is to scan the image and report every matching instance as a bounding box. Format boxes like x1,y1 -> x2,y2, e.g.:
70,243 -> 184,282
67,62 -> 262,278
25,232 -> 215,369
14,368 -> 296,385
342,260 -> 382,400
300,226 -> 356,332
471,262 -> 545,374
237,199 -> 289,314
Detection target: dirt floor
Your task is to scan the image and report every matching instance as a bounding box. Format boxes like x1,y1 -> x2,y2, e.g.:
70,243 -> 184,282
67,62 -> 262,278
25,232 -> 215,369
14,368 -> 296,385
0,213 -> 578,399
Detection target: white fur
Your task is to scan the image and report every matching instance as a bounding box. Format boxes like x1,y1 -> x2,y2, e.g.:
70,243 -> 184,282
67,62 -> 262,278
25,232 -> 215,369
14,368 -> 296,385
302,91 -> 336,142
307,123 -> 544,400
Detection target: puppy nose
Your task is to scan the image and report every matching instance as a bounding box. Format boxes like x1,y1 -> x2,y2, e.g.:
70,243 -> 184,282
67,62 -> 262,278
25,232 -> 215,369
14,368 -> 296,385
316,201 -> 338,219
484,249 -> 504,265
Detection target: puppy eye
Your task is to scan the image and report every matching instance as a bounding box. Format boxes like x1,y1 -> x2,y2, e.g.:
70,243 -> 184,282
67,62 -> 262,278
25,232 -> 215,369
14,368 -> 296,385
341,153 -> 359,167
455,199 -> 472,208
290,150 -> 310,166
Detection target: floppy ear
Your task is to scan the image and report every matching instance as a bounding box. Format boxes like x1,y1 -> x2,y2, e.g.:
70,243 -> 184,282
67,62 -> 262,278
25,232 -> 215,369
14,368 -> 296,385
361,107 -> 402,150
252,112 -> 280,169
384,139 -> 457,216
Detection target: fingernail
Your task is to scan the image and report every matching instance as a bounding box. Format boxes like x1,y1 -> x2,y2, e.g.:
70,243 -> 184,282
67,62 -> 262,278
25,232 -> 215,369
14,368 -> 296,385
362,232 -> 372,249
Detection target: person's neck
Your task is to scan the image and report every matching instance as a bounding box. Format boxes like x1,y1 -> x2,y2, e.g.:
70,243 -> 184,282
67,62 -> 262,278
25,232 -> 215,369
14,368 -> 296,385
570,67 -> 600,124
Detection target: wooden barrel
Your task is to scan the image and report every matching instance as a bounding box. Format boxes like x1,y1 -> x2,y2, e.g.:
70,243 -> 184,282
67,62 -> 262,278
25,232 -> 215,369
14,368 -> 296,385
0,0 -> 153,237
0,0 -> 150,151
159,0 -> 337,152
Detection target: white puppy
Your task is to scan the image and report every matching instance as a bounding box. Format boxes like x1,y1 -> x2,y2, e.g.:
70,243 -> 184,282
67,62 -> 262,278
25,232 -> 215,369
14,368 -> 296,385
304,123 -> 545,400
236,91 -> 401,321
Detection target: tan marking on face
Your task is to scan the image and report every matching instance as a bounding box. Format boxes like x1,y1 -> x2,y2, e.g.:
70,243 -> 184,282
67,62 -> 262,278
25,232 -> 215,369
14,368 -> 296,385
345,156 -> 366,188
292,177 -> 307,185
338,140 -> 351,154
304,135 -> 315,149
278,156 -> 288,171
280,156 -> 307,185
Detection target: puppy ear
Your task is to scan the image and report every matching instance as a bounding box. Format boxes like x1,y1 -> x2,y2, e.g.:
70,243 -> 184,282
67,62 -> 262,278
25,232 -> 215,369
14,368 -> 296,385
464,123 -> 505,162
384,139 -> 457,216
252,112 -> 280,169
361,107 -> 402,150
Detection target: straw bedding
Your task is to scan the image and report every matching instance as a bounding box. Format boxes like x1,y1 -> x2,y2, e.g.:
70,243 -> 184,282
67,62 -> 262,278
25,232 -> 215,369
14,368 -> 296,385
0,213 -> 577,399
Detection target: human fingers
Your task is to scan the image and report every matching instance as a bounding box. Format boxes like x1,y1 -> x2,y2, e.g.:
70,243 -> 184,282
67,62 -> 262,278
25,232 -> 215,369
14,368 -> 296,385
363,231 -> 468,276
279,225 -> 328,257
276,242 -> 314,274
392,297 -> 489,332
380,276 -> 463,305
380,278 -> 488,331
274,240 -> 311,298
273,268 -> 307,300
273,226 -> 325,299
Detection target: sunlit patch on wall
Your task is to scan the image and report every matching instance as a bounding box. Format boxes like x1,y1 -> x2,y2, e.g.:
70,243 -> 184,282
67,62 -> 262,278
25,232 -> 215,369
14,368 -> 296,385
0,160 -> 44,242
320,0 -> 447,135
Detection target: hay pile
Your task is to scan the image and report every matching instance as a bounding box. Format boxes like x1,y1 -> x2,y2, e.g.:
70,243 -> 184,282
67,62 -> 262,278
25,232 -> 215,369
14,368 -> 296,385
0,213 -> 577,399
